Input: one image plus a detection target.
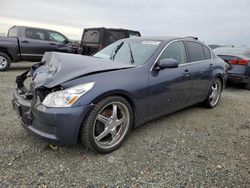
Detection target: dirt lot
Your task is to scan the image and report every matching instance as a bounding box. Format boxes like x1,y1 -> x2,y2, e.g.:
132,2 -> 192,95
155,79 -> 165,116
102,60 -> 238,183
0,62 -> 249,187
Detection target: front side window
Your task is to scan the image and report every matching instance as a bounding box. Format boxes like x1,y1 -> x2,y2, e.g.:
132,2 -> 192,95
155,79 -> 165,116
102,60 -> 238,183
48,31 -> 67,43
186,41 -> 206,62
94,40 -> 161,66
25,28 -> 46,40
159,41 -> 187,64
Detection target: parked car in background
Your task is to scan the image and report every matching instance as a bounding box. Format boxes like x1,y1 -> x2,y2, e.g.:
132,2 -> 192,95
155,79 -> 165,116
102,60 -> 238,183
208,44 -> 222,49
214,46 -> 250,90
12,36 -> 227,153
0,25 -> 74,71
78,27 -> 141,55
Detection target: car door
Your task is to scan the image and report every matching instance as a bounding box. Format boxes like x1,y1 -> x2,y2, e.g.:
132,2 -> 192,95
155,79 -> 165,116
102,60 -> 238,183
20,28 -> 51,61
148,41 -> 193,118
47,30 -> 72,53
185,41 -> 213,103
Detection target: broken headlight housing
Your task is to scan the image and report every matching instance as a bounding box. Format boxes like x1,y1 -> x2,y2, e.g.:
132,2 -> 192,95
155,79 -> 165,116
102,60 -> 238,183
42,82 -> 95,107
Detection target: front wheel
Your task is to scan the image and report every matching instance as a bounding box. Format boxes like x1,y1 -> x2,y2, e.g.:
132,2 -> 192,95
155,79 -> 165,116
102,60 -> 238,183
204,78 -> 222,108
80,96 -> 133,153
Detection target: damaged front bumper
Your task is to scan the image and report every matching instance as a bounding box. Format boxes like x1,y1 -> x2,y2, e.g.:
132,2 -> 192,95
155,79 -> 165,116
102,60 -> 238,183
12,91 -> 92,146
12,63 -> 93,146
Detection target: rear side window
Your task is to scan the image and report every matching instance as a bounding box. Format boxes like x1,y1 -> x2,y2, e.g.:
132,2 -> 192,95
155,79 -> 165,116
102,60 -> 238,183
8,27 -> 17,37
159,41 -> 187,64
107,30 -> 126,44
25,28 -> 46,40
82,30 -> 100,43
186,41 -> 206,62
203,46 -> 211,59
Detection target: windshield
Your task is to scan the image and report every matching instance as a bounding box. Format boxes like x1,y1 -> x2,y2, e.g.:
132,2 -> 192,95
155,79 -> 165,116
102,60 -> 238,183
93,40 -> 161,65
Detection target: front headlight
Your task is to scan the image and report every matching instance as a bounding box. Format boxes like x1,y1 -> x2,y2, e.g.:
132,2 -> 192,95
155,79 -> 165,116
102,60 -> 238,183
42,82 -> 95,107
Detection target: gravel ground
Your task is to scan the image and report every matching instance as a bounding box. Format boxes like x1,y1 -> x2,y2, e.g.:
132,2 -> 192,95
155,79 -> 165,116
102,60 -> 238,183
0,62 -> 250,187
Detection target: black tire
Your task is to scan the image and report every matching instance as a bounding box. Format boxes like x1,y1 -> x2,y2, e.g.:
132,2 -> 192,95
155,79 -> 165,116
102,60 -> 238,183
245,83 -> 250,90
203,78 -> 222,108
0,52 -> 11,71
80,96 -> 133,153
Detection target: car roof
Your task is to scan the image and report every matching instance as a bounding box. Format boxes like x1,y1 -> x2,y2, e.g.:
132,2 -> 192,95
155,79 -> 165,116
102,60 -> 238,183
214,46 -> 250,56
122,36 -> 200,43
84,27 -> 140,33
11,25 -> 64,34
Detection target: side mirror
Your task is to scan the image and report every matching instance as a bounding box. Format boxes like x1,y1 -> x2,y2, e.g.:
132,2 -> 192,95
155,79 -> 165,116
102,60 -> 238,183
157,58 -> 179,69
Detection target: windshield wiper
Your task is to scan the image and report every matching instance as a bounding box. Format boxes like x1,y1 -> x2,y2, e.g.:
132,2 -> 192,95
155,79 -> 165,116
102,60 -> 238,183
110,42 -> 124,60
128,43 -> 135,64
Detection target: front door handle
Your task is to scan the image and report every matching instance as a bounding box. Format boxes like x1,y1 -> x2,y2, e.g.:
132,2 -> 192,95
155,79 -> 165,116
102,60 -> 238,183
50,43 -> 56,45
183,69 -> 190,77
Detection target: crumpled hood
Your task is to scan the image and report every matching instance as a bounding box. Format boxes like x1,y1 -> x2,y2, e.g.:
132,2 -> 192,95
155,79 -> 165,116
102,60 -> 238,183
33,52 -> 135,88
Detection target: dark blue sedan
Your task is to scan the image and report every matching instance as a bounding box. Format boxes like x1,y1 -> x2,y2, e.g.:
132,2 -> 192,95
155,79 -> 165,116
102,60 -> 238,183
12,36 -> 227,153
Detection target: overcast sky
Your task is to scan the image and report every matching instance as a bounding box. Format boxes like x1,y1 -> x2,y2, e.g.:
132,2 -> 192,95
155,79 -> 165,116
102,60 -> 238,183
0,0 -> 249,46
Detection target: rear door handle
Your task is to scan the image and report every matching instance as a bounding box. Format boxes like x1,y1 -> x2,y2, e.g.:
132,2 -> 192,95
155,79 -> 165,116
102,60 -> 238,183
22,40 -> 29,43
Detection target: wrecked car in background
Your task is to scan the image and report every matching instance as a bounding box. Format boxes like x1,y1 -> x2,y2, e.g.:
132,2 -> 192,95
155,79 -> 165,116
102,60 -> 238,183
78,27 -> 141,55
12,36 -> 227,153
0,25 -> 75,71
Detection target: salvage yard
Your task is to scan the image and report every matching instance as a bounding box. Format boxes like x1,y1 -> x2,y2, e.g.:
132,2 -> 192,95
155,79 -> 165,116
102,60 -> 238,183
0,62 -> 249,187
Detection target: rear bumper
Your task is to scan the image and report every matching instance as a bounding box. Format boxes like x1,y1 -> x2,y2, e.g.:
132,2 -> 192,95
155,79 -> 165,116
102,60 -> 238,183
12,91 -> 93,146
227,73 -> 249,84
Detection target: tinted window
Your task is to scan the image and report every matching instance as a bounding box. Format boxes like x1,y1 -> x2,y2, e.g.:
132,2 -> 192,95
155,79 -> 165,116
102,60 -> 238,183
159,41 -> 187,64
187,42 -> 205,62
82,30 -> 100,43
25,28 -> 46,40
203,46 -> 211,59
107,30 -> 126,44
48,31 -> 66,43
8,27 -> 17,37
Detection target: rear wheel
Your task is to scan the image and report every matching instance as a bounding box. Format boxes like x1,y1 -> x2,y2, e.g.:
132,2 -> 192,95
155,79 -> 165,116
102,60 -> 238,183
81,96 -> 133,153
245,83 -> 250,90
204,78 -> 222,108
0,52 -> 11,71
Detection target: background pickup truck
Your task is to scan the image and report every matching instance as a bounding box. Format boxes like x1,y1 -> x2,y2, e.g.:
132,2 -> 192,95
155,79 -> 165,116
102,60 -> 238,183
0,25 -> 76,71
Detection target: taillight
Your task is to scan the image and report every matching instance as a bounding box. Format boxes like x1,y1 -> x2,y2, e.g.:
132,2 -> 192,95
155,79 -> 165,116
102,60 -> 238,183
229,59 -> 250,65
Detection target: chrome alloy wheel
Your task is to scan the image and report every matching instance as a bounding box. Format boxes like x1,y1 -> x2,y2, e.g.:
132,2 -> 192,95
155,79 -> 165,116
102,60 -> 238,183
0,56 -> 7,68
209,79 -> 222,107
93,102 -> 130,149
